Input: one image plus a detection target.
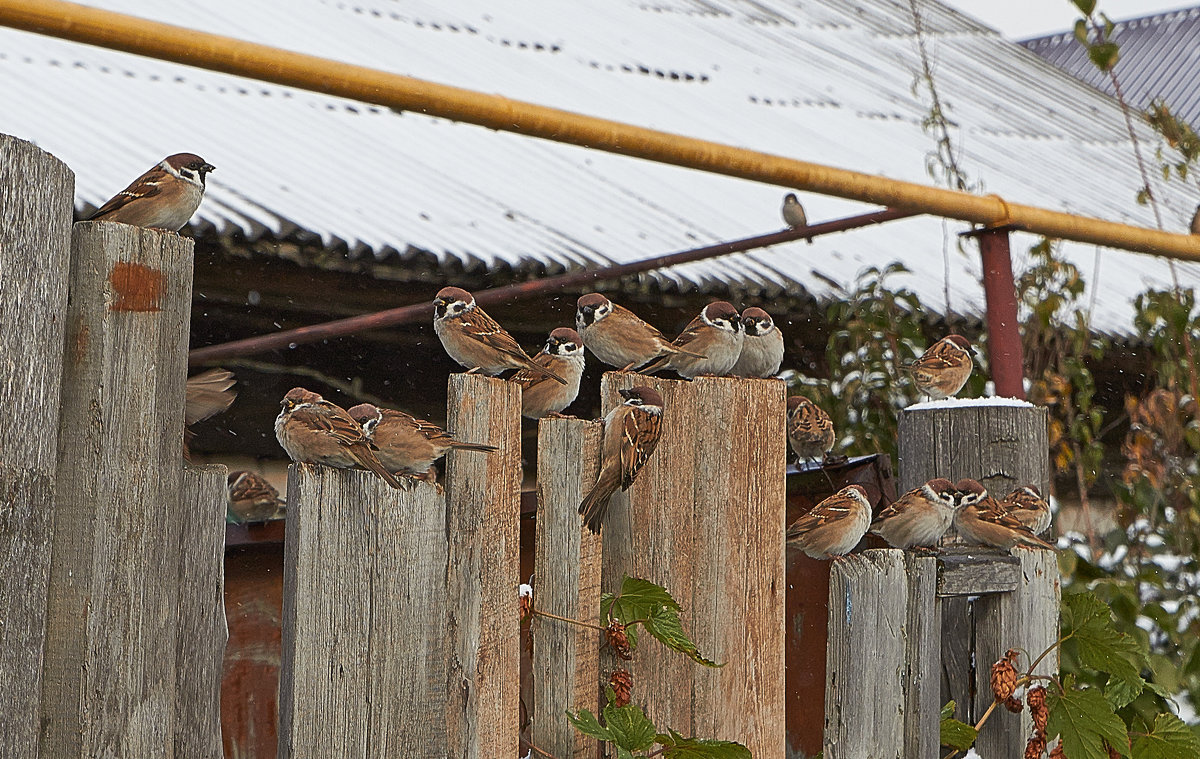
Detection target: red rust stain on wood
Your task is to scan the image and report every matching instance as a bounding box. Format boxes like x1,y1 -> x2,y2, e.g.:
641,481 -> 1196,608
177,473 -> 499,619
108,262 -> 163,312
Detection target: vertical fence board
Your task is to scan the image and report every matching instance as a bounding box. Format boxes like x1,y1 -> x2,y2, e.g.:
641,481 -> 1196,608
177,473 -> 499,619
0,135 -> 74,758
823,549 -> 907,759
532,418 -> 603,758
903,554 -> 941,758
176,465 -> 229,759
40,222 -> 193,759
277,465 -> 448,758
445,374 -> 522,759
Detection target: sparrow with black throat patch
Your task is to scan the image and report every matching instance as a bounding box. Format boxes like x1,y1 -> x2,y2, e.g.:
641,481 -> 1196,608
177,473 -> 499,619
575,293 -> 706,371
433,287 -> 566,384
227,470 -> 285,523
782,193 -> 813,243
579,386 -> 664,533
509,327 -> 586,419
999,485 -> 1052,535
730,307 -> 785,378
786,484 -> 871,560
639,301 -> 743,378
907,334 -> 975,400
274,387 -> 405,489
870,478 -> 958,550
90,153 -> 215,232
953,479 -> 1054,550
348,402 -> 497,483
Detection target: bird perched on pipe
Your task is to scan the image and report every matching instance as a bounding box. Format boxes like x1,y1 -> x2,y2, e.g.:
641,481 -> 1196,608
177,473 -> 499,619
998,485 -> 1052,535
347,402 -> 497,484
90,152 -> 215,232
274,387 -> 404,489
433,287 -> 567,384
227,470 -> 285,523
781,193 -> 813,243
579,386 -> 664,533
906,334 -> 975,400
953,478 -> 1054,550
508,327 -> 585,419
575,293 -> 706,371
786,395 -> 835,464
730,307 -> 784,378
786,484 -> 872,560
639,301 -> 743,378
870,478 -> 958,550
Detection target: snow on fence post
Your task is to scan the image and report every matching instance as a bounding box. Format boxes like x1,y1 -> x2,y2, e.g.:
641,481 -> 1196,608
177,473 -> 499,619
0,134 -> 74,759
40,221 -> 194,759
598,373 -> 787,758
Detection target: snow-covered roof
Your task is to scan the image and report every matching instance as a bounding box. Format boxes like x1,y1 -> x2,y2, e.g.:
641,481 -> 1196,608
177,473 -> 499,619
2,0 -> 1198,334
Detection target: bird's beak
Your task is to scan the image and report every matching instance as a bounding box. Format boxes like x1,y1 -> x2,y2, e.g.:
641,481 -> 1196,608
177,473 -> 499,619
203,163 -> 216,173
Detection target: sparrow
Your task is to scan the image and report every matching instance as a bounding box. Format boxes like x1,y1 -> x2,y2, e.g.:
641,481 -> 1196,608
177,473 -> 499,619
787,395 -> 836,463
433,287 -> 567,384
574,293 -> 706,371
870,478 -> 958,549
729,307 -> 785,378
184,368 -> 236,460
226,470 -> 285,523
953,479 -> 1055,550
907,334 -> 975,400
579,386 -> 664,533
786,484 -> 872,560
781,193 -> 813,243
347,402 -> 497,481
1191,203 -> 1200,235
999,485 -> 1052,535
274,387 -> 404,489
639,301 -> 743,378
508,327 -> 585,419
90,153 -> 215,231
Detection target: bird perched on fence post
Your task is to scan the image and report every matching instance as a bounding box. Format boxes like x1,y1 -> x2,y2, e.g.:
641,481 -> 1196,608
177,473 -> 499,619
906,334 -> 975,400
639,301 -> 743,378
786,484 -> 872,560
433,287 -> 566,384
953,478 -> 1054,550
870,478 -> 958,550
998,485 -> 1052,535
508,327 -> 585,419
226,470 -> 286,523
730,307 -> 784,378
781,193 -> 813,243
579,386 -> 664,533
274,387 -> 405,489
347,402 -> 497,485
90,153 -> 215,232
574,293 -> 706,371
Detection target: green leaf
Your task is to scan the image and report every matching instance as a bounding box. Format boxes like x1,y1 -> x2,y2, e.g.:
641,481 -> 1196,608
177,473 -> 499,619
1088,42 -> 1120,71
566,708 -> 614,743
602,576 -> 681,625
1074,18 -> 1090,45
655,728 -> 752,758
602,701 -> 657,752
1132,713 -> 1200,759
644,605 -> 722,668
1072,0 -> 1097,15
1105,675 -> 1146,710
1063,592 -> 1149,690
939,700 -> 977,750
1047,685 -> 1131,759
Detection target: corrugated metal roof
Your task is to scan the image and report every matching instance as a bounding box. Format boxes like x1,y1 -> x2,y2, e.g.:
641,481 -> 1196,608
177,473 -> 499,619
2,0 -> 1199,334
1022,6 -> 1200,126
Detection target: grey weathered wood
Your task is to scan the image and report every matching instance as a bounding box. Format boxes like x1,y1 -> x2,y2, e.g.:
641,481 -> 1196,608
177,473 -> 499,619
600,374 -> 787,758
40,222 -> 193,759
278,465 -> 448,758
176,465 -> 229,759
532,418 -> 603,758
972,549 -> 1061,759
444,374 -> 522,759
903,554 -> 940,759
937,548 -> 1021,596
824,549 -> 907,759
0,134 -> 74,758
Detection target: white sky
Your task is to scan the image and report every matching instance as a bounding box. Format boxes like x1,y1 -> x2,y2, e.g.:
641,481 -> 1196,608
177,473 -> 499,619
941,0 -> 1197,39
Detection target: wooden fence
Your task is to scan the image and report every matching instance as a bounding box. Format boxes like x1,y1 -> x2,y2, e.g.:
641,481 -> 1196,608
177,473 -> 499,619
0,133 -> 1059,758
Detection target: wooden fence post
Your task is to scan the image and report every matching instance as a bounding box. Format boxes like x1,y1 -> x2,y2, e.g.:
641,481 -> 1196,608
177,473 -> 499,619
599,374 -> 786,757
40,222 -> 194,758
532,418 -> 603,758
0,135 -> 74,758
176,464 -> 229,759
277,466 -> 448,758
444,375 -> 522,759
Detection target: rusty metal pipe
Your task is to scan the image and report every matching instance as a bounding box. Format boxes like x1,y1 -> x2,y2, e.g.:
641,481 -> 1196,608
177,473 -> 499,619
976,228 -> 1026,399
187,208 -> 916,364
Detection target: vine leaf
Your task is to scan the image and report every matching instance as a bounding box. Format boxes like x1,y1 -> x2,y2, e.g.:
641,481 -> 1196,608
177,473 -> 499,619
654,729 -> 751,758
602,576 -> 721,667
644,605 -> 722,668
1062,592 -> 1148,690
1131,713 -> 1200,759
1047,681 -> 1131,759
939,700 -> 978,751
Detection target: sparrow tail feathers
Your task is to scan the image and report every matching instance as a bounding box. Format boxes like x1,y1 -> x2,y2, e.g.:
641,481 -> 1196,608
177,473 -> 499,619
579,469 -> 620,533
348,444 -> 406,490
449,441 -> 499,453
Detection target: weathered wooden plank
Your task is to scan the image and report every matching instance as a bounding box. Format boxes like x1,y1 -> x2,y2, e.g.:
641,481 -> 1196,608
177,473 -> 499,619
176,464 -> 229,759
40,222 -> 193,759
903,554 -> 941,759
824,549 -> 907,759
937,548 -> 1021,596
600,374 -> 787,757
972,549 -> 1061,758
444,374 -> 522,759
532,418 -> 603,758
0,134 -> 74,758
278,465 -> 448,758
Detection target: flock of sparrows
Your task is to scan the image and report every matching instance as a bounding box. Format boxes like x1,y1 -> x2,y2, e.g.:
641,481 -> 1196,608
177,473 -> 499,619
95,153 -> 1050,551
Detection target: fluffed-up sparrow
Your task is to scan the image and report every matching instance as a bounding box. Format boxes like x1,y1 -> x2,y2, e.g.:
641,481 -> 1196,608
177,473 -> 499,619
953,479 -> 1054,550
348,402 -> 497,481
509,327 -> 585,419
433,287 -> 566,384
787,395 -> 836,463
227,470 -> 285,523
274,387 -> 404,489
907,334 -> 975,400
781,193 -> 813,243
579,386 -> 664,533
575,293 -> 705,371
870,478 -> 958,549
786,484 -> 872,560
640,301 -> 743,378
730,307 -> 784,378
999,485 -> 1052,535
90,153 -> 215,231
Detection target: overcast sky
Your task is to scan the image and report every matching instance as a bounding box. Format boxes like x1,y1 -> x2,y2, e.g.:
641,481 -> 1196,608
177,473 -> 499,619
941,0 -> 1196,39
